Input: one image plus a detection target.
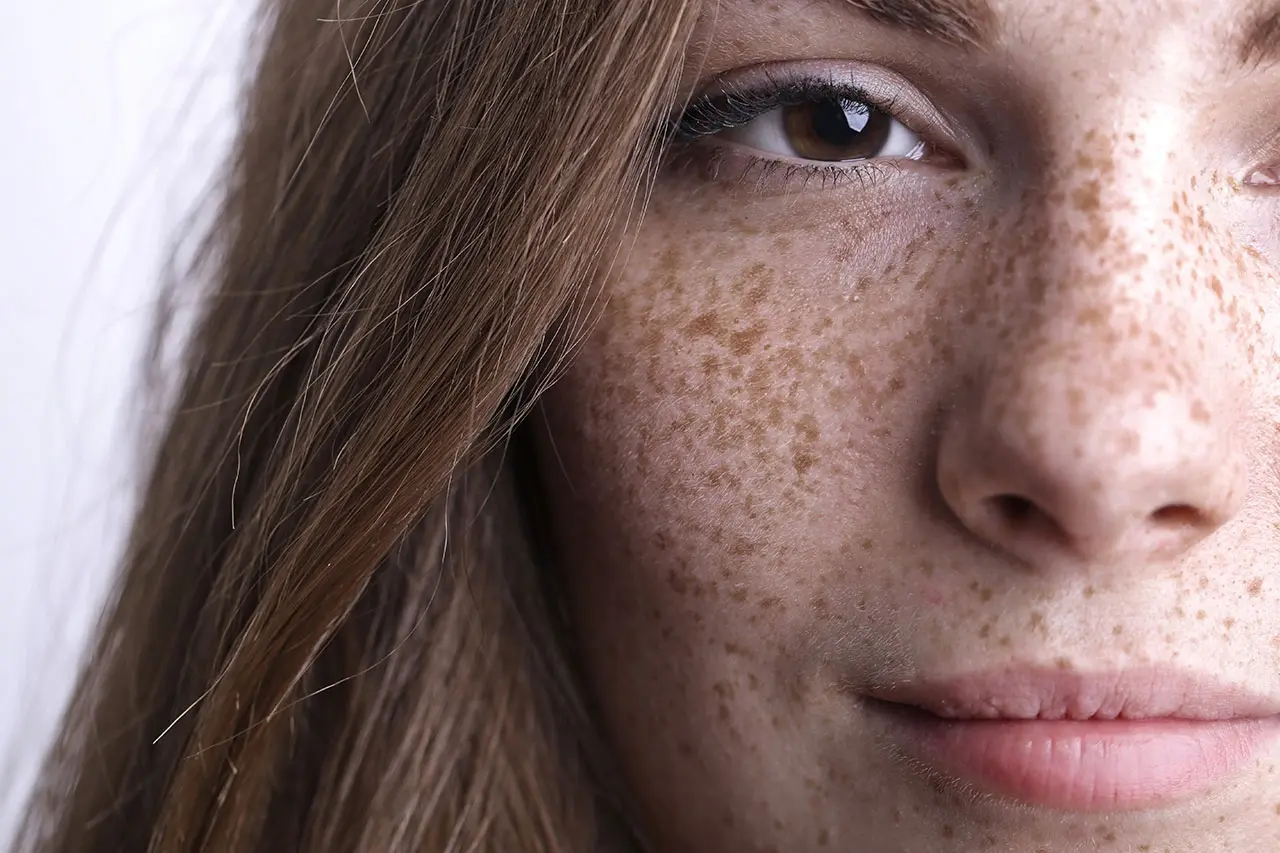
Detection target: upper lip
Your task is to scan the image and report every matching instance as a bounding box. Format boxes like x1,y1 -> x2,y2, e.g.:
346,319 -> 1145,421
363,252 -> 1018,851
861,666 -> 1280,721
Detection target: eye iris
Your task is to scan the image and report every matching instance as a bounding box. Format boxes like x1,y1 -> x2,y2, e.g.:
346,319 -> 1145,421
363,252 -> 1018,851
782,98 -> 891,161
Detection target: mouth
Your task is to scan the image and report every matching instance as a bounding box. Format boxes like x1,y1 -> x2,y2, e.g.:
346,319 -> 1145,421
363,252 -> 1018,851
860,666 -> 1280,812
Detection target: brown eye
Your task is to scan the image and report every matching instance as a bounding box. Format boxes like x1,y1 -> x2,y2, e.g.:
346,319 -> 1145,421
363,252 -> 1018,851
719,95 -> 924,164
782,99 -> 893,161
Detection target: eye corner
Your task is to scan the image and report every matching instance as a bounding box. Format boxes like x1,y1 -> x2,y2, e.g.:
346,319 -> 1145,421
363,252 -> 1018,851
1243,165 -> 1280,189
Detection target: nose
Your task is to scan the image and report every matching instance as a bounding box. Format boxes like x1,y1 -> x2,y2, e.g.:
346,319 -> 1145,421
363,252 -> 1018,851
936,366 -> 1247,567
935,189 -> 1249,571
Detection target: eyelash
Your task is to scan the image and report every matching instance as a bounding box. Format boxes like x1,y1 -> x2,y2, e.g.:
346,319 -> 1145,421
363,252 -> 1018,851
665,70 -> 926,193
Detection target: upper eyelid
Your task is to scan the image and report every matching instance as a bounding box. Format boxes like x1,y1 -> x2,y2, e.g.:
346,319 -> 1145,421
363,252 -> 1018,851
674,60 -> 959,148
680,81 -> 896,138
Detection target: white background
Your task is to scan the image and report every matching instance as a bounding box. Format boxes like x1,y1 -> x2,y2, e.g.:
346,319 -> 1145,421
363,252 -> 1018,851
0,3 -> 249,840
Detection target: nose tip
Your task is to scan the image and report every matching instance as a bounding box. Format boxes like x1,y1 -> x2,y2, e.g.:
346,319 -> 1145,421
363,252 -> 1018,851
936,391 -> 1247,568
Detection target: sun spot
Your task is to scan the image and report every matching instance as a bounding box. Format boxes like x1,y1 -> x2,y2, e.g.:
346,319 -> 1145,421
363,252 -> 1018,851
686,311 -> 724,340
729,322 -> 766,356
793,451 -> 819,476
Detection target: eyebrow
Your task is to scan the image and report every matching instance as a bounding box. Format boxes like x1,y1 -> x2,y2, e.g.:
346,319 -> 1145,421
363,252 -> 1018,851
837,0 -> 996,50
839,1 -> 1280,69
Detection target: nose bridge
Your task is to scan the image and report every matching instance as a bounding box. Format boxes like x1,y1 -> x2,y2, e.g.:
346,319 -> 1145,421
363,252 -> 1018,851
1038,105 -> 1203,312
1009,100 -> 1230,385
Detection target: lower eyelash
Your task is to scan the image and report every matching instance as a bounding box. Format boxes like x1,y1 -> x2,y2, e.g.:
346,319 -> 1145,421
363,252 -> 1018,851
667,140 -> 904,196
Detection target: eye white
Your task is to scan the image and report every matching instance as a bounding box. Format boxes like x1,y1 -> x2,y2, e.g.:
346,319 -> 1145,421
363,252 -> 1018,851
721,102 -> 924,162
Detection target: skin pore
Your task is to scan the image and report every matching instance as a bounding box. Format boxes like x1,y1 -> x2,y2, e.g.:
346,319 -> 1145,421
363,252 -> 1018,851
535,0 -> 1280,850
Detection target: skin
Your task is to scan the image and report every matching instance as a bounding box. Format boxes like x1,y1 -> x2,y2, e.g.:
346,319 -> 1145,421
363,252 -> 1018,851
535,0 -> 1280,849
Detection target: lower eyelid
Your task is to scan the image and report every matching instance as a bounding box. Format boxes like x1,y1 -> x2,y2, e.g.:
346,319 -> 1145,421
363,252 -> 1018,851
670,140 -> 906,196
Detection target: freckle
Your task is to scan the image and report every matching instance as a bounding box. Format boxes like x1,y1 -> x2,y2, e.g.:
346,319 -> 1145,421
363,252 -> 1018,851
793,451 -> 818,476
1208,275 -> 1224,303
942,825 -> 955,839
980,588 -> 993,603
1250,578 -> 1264,596
686,311 -> 724,341
1084,585 -> 1096,598
979,623 -> 992,638
1000,635 -> 1012,647
920,559 -> 935,577
1197,610 -> 1207,620
861,537 -> 875,550
1113,624 -> 1123,635
729,322 -> 766,356
1055,657 -> 1074,670
1071,179 -> 1103,213
1225,617 -> 1236,630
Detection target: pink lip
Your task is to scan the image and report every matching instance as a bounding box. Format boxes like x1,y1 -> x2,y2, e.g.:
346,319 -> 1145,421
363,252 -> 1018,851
863,667 -> 1280,811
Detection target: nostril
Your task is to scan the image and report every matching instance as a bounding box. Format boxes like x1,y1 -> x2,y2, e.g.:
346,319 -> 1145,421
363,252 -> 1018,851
982,494 -> 1070,549
988,494 -> 1036,525
1151,503 -> 1203,528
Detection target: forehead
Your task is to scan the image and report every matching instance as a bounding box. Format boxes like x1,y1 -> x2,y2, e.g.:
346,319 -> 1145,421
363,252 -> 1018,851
698,0 -> 1280,70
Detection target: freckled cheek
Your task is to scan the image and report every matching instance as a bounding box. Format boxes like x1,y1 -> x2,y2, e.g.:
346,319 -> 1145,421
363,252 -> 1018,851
539,340 -> 806,626
540,255 -> 957,647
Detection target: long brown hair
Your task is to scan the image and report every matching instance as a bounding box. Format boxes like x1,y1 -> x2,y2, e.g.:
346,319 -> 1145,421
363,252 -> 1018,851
16,2 -> 700,850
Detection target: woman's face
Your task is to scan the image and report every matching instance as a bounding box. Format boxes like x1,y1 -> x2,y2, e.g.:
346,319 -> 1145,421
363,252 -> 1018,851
536,0 -> 1280,849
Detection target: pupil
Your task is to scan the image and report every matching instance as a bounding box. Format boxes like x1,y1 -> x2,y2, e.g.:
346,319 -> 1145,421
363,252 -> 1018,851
784,98 -> 890,162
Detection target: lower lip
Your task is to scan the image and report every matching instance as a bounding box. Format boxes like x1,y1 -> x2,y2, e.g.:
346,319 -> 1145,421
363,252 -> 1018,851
875,704 -> 1280,811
